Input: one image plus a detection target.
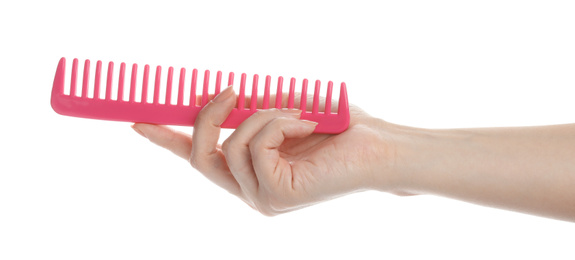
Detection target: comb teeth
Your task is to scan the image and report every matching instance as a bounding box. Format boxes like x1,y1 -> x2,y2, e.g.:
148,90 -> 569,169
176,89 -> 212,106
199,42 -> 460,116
275,76 -> 283,109
81,59 -> 90,98
238,73 -> 246,109
51,57 -> 350,133
300,79 -> 308,111
202,70 -> 210,106
165,66 -> 173,105
251,74 -> 258,111
177,67 -> 185,105
263,75 -> 271,109
288,78 -> 296,109
129,63 -> 138,102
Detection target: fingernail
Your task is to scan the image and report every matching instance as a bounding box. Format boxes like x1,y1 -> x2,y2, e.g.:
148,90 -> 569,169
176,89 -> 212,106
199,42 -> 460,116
131,124 -> 147,139
280,109 -> 302,117
300,120 -> 318,128
213,85 -> 234,103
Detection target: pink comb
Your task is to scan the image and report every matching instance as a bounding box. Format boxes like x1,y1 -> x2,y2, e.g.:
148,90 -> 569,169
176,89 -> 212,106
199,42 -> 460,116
50,58 -> 350,134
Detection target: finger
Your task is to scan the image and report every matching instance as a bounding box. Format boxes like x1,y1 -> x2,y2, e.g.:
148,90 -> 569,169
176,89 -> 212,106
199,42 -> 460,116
249,118 -> 318,191
190,86 -> 242,195
190,85 -> 235,172
222,109 -> 302,197
132,123 -> 192,160
132,122 -> 241,196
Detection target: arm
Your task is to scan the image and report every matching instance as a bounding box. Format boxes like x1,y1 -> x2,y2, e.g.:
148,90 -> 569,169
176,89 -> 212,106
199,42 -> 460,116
385,122 -> 575,222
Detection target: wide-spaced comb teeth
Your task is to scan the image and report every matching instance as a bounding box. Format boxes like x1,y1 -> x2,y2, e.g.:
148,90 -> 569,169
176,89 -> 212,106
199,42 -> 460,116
129,63 -> 138,102
263,75 -> 271,109
300,79 -> 308,111
238,73 -> 247,109
165,66 -> 173,105
251,75 -> 258,110
81,59 -> 90,98
288,78 -> 296,109
325,81 -> 333,115
177,68 -> 185,106
51,57 -> 350,134
275,76 -> 283,109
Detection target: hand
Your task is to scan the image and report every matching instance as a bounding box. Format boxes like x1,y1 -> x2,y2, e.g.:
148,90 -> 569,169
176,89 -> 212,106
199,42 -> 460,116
132,86 -> 401,216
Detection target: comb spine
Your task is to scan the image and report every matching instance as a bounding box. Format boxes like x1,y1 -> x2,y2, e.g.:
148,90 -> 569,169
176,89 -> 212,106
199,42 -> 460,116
190,69 -> 198,107
70,58 -> 78,96
263,75 -> 271,109
300,79 -> 308,112
251,74 -> 259,110
275,76 -> 283,109
153,66 -> 162,104
142,65 -> 150,103
94,60 -> 102,99
81,59 -> 90,98
118,62 -> 126,101
325,81 -> 333,114
165,67 -> 174,105
238,73 -> 246,109
202,70 -> 210,106
105,61 -> 114,100
177,68 -> 185,106
129,64 -> 138,102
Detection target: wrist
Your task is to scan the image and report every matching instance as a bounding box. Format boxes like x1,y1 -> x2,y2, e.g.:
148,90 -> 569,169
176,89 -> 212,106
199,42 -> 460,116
369,119 -> 466,196
385,124 -> 474,196
364,118 -> 421,194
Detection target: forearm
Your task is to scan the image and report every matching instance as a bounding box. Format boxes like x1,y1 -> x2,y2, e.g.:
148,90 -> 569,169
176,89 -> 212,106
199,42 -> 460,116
384,122 -> 575,222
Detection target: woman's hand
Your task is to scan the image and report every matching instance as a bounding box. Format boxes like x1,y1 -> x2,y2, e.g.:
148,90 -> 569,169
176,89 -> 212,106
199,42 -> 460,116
131,85 -> 575,221
132,86 -> 401,216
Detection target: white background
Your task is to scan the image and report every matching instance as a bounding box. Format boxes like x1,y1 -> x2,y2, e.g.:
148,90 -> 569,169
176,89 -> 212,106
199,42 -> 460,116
1,0 -> 574,259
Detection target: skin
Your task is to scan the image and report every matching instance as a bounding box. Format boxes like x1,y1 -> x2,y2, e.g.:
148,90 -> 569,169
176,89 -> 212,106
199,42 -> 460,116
132,86 -> 575,221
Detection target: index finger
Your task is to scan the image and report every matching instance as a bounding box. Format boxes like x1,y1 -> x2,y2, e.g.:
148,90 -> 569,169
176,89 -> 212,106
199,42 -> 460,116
189,86 -> 242,195
190,85 -> 235,170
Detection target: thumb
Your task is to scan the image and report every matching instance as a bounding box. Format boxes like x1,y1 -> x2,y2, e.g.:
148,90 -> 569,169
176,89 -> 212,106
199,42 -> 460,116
131,123 -> 193,160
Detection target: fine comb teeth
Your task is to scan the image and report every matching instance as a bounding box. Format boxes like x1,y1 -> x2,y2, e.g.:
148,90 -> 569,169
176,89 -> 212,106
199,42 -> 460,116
51,57 -> 350,134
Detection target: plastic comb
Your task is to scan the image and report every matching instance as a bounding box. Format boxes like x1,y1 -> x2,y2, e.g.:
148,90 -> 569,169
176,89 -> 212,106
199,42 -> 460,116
50,58 -> 350,134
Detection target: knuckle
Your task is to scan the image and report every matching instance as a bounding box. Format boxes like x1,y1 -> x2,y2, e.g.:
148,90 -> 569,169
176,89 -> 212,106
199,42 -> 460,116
196,102 -> 222,127
196,104 -> 212,121
248,137 -> 262,152
188,151 -> 216,172
221,139 -> 232,155
188,151 -> 203,170
268,117 -> 290,129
